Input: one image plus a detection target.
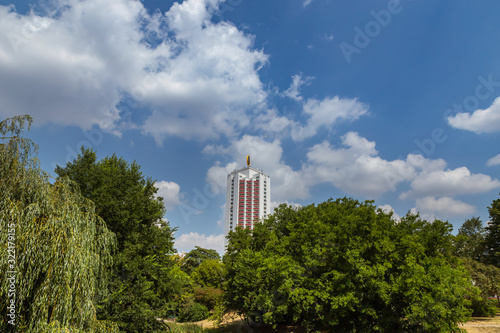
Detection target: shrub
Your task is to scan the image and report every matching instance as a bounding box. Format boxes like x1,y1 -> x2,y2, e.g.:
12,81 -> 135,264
177,302 -> 209,322
194,286 -> 223,310
470,298 -> 498,317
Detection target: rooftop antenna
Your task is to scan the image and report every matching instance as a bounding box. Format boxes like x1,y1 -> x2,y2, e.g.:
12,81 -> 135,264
246,155 -> 251,167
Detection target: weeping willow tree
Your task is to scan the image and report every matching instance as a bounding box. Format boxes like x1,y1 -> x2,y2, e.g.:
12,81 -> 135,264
0,115 -> 118,332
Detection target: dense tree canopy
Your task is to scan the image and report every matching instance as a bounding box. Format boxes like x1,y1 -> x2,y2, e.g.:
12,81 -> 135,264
453,207 -> 500,313
191,259 -> 224,289
454,217 -> 487,261
55,147 -> 178,332
0,116 -> 117,332
181,246 -> 221,275
224,198 -> 477,332
484,195 -> 500,267
55,148 -> 166,250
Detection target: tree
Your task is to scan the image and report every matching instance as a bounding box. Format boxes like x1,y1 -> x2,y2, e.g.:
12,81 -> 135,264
191,259 -> 224,288
453,216 -> 500,313
224,198 -> 477,332
55,147 -> 177,332
55,148 -> 166,250
181,246 -> 221,274
454,217 -> 486,261
460,258 -> 500,313
0,116 -> 117,332
484,195 -> 500,268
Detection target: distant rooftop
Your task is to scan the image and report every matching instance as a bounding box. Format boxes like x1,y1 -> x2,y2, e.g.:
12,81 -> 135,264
230,165 -> 266,175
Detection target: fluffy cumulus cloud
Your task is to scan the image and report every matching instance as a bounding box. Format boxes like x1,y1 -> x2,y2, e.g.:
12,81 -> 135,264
448,96 -> 500,133
253,108 -> 293,135
400,166 -> 500,199
155,180 -> 182,210
175,232 -> 224,254
0,0 -> 267,140
378,204 -> 401,221
291,97 -> 369,141
413,196 -> 475,221
303,132 -> 415,197
487,154 -> 500,167
206,131 -> 500,205
205,135 -> 309,202
206,131 -> 499,223
205,161 -> 239,195
254,75 -> 368,140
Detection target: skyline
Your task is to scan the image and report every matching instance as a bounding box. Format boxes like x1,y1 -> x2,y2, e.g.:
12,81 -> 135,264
0,0 -> 499,254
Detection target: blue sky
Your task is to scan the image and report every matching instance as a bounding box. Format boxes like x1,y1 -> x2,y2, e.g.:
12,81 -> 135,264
1,0 -> 500,254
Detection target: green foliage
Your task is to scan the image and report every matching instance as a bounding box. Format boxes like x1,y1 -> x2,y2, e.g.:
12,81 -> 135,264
0,116 -> 117,332
224,198 -> 477,332
460,258 -> 500,309
484,195 -> 500,267
194,286 -> 224,310
55,147 -> 166,250
55,147 -> 182,332
177,300 -> 210,323
181,246 -> 221,274
454,217 -> 487,261
191,259 -> 224,288
454,214 -> 500,316
469,298 -> 498,317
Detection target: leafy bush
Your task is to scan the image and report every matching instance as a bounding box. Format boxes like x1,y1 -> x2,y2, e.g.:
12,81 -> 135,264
470,298 -> 498,317
224,198 -> 478,332
194,286 -> 223,310
177,302 -> 209,322
191,259 -> 224,288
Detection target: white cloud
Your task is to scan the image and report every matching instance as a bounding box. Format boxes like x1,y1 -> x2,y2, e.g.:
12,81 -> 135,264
141,0 -> 268,142
206,161 -> 239,194
301,132 -> 500,200
155,180 -> 182,210
448,96 -> 500,133
487,154 -> 500,167
205,131 -> 499,224
283,74 -> 313,102
175,232 -> 225,255
0,0 -> 268,141
254,108 -> 293,134
400,166 -> 500,199
304,132 -> 415,197
291,97 -> 368,141
414,196 -> 475,220
206,135 -> 309,202
378,204 -> 401,221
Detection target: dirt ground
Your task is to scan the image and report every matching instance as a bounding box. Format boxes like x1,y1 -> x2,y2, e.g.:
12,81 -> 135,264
461,315 -> 500,333
191,313 -> 500,332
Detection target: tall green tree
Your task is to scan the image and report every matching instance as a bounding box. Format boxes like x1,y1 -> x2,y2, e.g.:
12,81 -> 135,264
181,246 -> 220,274
224,198 -> 477,332
454,217 -> 486,261
0,116 -> 117,332
484,195 -> 500,268
55,147 -> 177,332
453,215 -> 500,314
191,259 -> 224,288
